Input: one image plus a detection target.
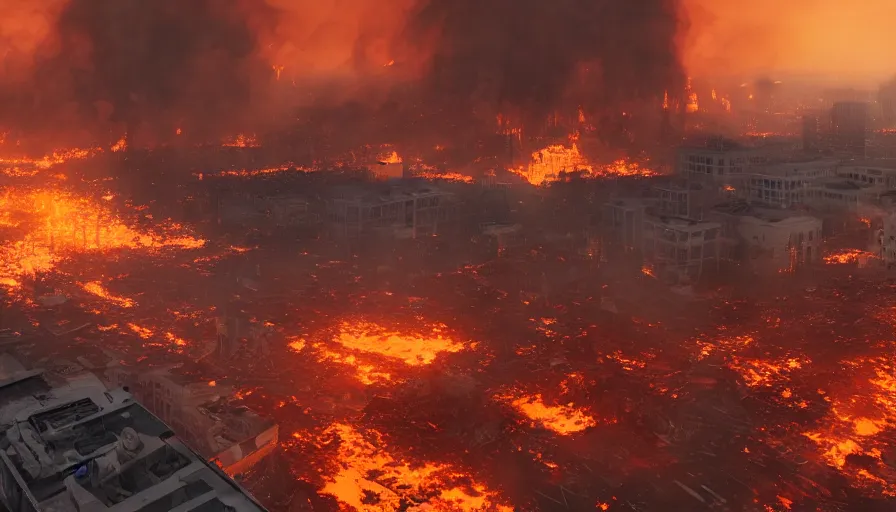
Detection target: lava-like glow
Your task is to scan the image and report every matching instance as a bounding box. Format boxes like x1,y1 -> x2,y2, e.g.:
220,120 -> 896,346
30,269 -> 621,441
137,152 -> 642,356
415,171 -> 474,183
213,163 -> 309,177
728,356 -> 809,388
319,423 -> 512,512
0,188 -> 204,283
379,151 -> 402,164
801,357 -> 896,496
502,393 -> 597,434
79,281 -> 135,308
0,147 -> 100,175
110,137 -> 127,152
824,249 -> 877,265
510,137 -> 657,186
222,134 -> 260,148
334,321 -> 464,366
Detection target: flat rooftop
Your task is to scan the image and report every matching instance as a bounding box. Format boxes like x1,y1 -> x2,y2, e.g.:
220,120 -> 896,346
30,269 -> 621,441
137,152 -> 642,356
0,366 -> 267,512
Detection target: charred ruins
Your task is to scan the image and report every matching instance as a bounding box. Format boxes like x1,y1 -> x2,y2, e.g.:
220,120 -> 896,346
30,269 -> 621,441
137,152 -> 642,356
1,1 -> 896,512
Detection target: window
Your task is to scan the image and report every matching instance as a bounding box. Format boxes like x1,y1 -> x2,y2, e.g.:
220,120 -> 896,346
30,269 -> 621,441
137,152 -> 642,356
808,230 -> 813,241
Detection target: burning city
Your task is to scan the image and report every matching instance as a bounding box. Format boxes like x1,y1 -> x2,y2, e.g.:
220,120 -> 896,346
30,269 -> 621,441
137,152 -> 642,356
1,1 -> 896,512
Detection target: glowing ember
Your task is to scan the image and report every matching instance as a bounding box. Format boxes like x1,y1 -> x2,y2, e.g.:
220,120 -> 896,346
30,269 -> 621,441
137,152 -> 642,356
222,134 -> 260,148
79,281 -> 135,308
0,188 -> 204,282
334,321 -> 464,366
502,393 -> 597,434
110,137 -> 127,152
415,171 -> 475,183
319,423 -> 512,511
379,151 -> 402,164
641,265 -> 656,278
824,249 -> 878,264
213,163 -> 309,177
127,323 -> 153,339
0,147 -> 100,174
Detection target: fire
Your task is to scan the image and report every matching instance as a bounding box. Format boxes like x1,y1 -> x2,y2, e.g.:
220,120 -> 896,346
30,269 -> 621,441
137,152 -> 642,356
859,217 -> 872,227
415,171 -> 474,183
502,393 -> 597,434
510,137 -> 657,186
728,356 -> 809,388
824,249 -> 877,264
384,59 -> 395,67
272,64 -> 284,80
318,423 -> 512,511
0,147 -> 100,175
662,90 -> 669,111
110,137 -> 127,152
334,321 -> 464,366
213,163 -> 310,177
222,134 -> 260,148
79,281 -> 135,308
0,188 -> 205,283
379,151 -> 402,164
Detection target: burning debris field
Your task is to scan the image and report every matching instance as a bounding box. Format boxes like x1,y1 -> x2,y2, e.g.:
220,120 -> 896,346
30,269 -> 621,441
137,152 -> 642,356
0,137 -> 895,512
2,2 -> 896,512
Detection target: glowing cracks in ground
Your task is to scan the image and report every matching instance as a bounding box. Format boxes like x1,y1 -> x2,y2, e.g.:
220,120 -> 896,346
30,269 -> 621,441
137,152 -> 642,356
319,423 -> 512,512
502,393 -> 597,435
79,282 -> 135,308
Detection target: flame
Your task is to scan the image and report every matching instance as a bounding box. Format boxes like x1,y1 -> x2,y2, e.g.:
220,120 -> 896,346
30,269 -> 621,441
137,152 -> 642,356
502,393 -> 597,434
384,59 -> 395,67
0,147 -> 100,175
110,137 -> 127,152
175,128 -> 182,135
222,134 -> 260,148
334,321 -> 464,366
318,423 -> 512,511
79,281 -> 135,308
0,188 -> 205,283
510,138 -> 656,185
379,151 -> 402,164
663,90 -> 669,110
824,249 -> 877,265
415,171 -> 474,183
272,64 -> 284,80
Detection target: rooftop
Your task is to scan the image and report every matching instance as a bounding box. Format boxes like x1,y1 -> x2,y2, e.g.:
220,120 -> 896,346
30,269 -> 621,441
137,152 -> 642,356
331,180 -> 450,204
713,201 -> 820,224
0,357 -> 266,512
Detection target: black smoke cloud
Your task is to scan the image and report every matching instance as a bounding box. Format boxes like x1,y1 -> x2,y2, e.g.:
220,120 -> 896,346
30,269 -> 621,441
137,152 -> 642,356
411,0 -> 685,124
0,0 -> 686,148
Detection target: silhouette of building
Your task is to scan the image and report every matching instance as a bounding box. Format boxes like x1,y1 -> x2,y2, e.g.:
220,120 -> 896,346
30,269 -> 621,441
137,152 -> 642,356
831,102 -> 868,158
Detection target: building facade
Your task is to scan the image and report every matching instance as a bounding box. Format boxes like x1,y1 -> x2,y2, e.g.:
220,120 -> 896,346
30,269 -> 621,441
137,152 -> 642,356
642,216 -> 721,284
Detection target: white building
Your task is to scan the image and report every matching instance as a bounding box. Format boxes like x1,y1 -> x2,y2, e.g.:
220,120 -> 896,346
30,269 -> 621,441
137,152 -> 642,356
742,158 -> 838,208
677,141 -> 770,186
804,178 -> 879,212
642,215 -> 721,283
836,160 -> 896,191
719,205 -> 822,272
326,181 -> 455,239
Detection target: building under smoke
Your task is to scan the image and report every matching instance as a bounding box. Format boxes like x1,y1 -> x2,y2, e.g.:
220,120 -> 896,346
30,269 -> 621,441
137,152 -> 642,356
880,78 -> 896,127
831,101 -> 868,158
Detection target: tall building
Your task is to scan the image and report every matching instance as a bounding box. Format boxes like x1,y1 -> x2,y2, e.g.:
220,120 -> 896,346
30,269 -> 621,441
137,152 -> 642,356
831,101 -> 868,158
802,114 -> 820,152
880,78 -> 896,127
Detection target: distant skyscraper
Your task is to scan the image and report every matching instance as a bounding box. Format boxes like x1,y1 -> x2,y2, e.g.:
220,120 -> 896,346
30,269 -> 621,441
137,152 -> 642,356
802,114 -> 819,152
880,78 -> 896,126
831,102 -> 868,158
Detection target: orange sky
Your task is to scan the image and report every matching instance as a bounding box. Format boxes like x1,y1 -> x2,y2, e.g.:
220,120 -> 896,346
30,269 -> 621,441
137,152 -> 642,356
682,0 -> 896,85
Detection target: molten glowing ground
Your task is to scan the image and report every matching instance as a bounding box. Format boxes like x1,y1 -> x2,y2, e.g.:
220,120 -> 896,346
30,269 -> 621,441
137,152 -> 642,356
334,321 -> 464,366
502,393 -> 597,435
0,188 -> 204,284
320,423 -> 512,511
79,281 -> 135,308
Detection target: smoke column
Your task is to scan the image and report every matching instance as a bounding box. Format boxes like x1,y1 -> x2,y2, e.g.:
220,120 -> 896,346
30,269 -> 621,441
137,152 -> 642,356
1,0 -> 688,147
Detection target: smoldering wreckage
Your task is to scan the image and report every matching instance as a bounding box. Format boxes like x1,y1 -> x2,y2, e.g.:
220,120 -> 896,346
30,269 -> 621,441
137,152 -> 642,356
0,1 -> 895,512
